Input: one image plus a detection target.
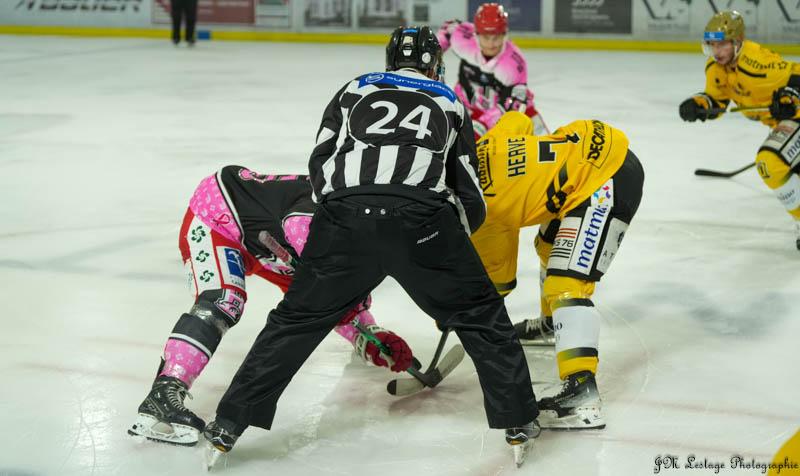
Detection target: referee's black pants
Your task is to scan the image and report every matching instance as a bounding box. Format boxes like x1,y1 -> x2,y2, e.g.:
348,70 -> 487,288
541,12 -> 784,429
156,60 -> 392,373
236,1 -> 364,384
216,195 -> 538,432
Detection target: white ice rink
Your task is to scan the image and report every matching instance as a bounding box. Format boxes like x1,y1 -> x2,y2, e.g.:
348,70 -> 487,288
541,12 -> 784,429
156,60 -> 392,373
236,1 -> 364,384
0,35 -> 797,476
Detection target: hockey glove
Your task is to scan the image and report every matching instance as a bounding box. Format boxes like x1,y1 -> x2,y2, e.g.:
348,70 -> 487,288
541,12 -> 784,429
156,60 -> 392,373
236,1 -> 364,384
679,94 -> 722,122
355,325 -> 413,372
501,85 -> 532,113
769,87 -> 800,121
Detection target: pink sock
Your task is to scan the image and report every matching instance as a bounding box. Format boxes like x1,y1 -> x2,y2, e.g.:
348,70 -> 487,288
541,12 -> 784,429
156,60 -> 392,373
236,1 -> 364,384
159,339 -> 210,387
335,310 -> 377,344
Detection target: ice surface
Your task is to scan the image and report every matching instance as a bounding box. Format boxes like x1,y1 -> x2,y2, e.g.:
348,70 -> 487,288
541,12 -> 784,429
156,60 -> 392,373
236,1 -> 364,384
0,36 -> 797,476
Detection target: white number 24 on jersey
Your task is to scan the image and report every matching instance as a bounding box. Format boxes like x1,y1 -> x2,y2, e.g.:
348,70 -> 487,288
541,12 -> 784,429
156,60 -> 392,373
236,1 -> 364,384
365,101 -> 432,140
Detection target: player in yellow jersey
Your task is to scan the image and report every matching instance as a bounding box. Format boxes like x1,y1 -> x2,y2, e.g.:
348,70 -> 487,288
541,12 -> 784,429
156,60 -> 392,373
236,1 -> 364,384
471,111 -> 644,429
679,10 -> 800,249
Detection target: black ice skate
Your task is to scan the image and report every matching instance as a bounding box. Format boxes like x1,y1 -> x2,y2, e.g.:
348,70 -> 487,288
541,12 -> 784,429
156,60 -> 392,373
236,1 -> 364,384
203,419 -> 241,470
537,371 -> 605,430
513,316 -> 555,346
505,420 -> 541,467
128,376 -> 205,446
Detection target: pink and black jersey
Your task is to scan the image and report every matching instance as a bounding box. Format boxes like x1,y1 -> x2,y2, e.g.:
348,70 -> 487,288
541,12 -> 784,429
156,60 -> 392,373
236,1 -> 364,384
189,166 -> 315,268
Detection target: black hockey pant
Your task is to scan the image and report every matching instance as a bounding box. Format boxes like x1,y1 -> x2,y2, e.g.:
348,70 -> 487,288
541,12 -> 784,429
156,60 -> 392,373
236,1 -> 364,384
215,195 -> 538,432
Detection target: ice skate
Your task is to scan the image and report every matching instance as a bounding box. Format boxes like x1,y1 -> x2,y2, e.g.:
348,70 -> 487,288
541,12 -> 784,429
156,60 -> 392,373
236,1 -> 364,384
513,316 -> 555,346
128,376 -> 205,446
203,419 -> 240,471
537,371 -> 605,430
505,420 -> 540,468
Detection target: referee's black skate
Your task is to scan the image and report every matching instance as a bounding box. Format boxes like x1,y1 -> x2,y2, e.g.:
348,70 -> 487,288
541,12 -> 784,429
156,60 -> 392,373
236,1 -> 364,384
203,419 -> 241,470
505,420 -> 540,467
128,376 -> 205,446
513,315 -> 555,346
537,371 -> 605,430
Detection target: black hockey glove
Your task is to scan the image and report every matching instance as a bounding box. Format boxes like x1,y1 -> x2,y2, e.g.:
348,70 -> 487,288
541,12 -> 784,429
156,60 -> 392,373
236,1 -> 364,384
679,94 -> 721,122
769,87 -> 800,121
679,98 -> 703,122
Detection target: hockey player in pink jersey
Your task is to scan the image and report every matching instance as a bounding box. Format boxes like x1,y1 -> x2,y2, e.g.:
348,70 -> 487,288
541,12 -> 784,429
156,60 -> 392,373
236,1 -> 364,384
437,2 -> 548,139
128,166 -> 413,446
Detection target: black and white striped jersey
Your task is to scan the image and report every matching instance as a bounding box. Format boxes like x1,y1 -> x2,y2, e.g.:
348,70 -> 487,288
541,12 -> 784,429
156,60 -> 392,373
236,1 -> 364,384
308,69 -> 486,233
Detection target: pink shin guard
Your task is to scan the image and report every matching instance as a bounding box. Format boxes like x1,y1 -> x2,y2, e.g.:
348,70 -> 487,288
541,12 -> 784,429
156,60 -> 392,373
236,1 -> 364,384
159,338 -> 210,387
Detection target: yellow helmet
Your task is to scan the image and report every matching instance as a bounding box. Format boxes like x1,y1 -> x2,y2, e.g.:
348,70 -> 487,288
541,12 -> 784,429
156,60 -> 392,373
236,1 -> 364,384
703,10 -> 745,43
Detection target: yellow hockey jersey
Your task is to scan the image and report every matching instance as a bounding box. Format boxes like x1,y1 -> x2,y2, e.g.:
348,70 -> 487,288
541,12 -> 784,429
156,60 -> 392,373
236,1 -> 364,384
705,40 -> 800,126
476,111 -> 629,228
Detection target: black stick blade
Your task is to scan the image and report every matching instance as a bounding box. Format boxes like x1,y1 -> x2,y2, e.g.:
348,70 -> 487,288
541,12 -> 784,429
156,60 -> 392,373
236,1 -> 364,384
693,162 -> 755,178
694,168 -> 733,177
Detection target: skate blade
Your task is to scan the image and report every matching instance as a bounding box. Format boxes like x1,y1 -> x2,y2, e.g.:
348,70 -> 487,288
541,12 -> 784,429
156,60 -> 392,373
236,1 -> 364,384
204,440 -> 227,471
518,337 -> 555,347
537,406 -> 606,430
511,440 -> 532,468
128,414 -> 200,446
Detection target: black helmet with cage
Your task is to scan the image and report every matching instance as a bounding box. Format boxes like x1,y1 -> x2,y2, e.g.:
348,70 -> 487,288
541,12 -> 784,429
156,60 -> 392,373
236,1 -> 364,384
385,26 -> 445,82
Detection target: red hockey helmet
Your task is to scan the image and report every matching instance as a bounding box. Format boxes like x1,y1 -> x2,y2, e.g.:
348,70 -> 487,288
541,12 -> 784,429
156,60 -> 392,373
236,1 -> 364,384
474,3 -> 508,35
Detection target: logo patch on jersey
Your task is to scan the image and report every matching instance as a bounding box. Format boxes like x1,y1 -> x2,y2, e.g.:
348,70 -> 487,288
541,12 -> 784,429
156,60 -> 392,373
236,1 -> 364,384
364,73 -> 385,84
591,179 -> 614,207
586,120 -> 608,168
238,168 -> 271,183
774,174 -> 800,211
764,121 -> 800,168
238,169 -> 302,183
784,131 -> 800,168
190,225 -> 207,243
757,160 -> 771,179
547,218 -> 581,272
216,246 -> 246,290
416,230 -> 439,244
596,218 -> 628,274
476,139 -> 495,195
563,180 -> 615,274
570,203 -> 611,273
357,72 -> 457,102
214,289 -> 244,324
506,137 -> 527,177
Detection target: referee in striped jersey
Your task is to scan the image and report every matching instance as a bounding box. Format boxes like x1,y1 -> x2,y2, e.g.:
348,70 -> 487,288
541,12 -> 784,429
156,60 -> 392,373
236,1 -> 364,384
205,26 -> 539,455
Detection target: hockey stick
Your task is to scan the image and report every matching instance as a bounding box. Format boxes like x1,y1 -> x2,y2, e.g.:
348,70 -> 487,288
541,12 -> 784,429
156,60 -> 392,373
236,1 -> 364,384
258,230 -> 297,268
705,104 -> 770,115
694,162 -> 756,178
691,104 -> 768,178
386,328 -> 466,397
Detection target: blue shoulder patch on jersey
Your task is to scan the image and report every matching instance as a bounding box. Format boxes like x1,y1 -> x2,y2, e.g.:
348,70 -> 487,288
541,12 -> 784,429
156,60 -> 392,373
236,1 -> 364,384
357,72 -> 457,103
